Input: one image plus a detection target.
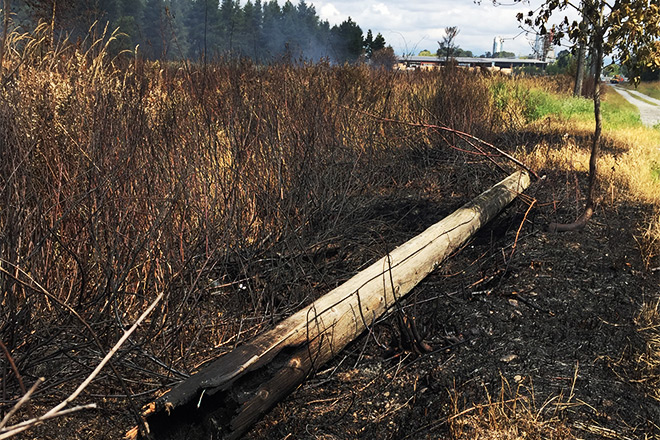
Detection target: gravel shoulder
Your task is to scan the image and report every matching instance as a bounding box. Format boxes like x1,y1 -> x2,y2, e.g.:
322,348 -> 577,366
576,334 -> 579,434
611,85 -> 660,126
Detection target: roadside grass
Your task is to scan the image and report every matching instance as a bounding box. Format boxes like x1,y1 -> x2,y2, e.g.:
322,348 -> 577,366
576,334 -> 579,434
600,87 -> 646,128
524,89 -> 593,122
625,92 -> 659,107
623,80 -> 660,100
522,84 -> 644,129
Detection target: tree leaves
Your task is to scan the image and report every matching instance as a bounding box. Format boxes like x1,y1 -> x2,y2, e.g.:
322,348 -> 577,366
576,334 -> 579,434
520,0 -> 660,84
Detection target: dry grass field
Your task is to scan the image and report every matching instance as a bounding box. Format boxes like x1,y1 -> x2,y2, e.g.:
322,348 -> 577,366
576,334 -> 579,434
1,24 -> 659,439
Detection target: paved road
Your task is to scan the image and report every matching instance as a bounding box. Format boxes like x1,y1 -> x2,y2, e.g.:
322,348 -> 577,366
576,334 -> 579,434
611,85 -> 660,127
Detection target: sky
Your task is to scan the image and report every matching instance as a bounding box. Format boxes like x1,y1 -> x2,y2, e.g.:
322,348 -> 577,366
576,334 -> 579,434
306,0 -> 579,57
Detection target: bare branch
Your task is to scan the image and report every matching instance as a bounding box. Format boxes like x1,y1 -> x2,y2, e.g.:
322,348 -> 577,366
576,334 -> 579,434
0,293 -> 164,439
343,105 -> 540,180
0,379 -> 43,430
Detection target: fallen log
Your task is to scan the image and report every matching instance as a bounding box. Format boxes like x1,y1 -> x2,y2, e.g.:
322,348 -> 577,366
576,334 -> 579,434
132,170 -> 531,440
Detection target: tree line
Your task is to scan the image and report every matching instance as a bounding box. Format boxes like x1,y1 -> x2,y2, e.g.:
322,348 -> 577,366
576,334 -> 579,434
4,0 -> 393,63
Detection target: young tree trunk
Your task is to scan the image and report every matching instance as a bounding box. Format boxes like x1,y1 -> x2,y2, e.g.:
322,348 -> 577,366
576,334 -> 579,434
550,30 -> 603,232
573,39 -> 586,96
573,14 -> 588,97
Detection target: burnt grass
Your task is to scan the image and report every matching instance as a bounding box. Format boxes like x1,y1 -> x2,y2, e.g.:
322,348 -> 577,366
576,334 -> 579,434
2,60 -> 659,439
242,169 -> 660,439
11,148 -> 660,440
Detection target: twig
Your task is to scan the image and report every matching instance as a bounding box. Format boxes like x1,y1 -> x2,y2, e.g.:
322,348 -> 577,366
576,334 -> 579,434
0,404 -> 97,439
0,339 -> 26,395
0,379 -> 42,430
510,198 -> 536,259
0,258 -> 150,431
0,292 -> 164,439
343,105 -> 540,180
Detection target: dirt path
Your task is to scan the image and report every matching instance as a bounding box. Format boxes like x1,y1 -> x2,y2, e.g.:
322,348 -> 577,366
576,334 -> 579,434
611,84 -> 660,126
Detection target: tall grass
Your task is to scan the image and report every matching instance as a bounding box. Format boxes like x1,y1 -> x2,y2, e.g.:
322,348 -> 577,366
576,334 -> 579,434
0,22 -> 533,426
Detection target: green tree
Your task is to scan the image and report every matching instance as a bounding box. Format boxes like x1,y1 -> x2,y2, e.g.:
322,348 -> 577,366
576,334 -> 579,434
438,46 -> 472,58
218,0 -> 239,54
23,0 -> 102,38
546,49 -> 574,75
639,42 -> 660,81
363,29 -> 385,59
235,0 -> 262,58
166,0 -> 191,58
519,0 -> 660,231
437,26 -> 459,63
261,0 -> 282,58
142,0 -> 167,59
294,1 -> 328,61
602,62 -> 620,77
372,32 -> 385,52
363,29 -> 373,57
112,0 -> 145,54
331,17 -> 363,63
280,0 -> 299,56
96,0 -> 122,25
493,50 -> 515,58
418,49 -> 433,56
184,0 -> 220,59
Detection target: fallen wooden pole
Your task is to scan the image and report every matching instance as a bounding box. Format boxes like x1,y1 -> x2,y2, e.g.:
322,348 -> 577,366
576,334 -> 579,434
133,170 -> 531,440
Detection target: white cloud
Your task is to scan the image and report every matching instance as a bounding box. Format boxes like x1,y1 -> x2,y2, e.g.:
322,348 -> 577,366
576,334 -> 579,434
242,0 -> 581,57
318,3 -> 342,23
372,3 -> 391,16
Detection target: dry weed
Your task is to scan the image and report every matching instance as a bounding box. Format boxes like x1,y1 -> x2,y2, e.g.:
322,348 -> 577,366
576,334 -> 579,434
447,375 -> 577,440
635,301 -> 660,403
2,18 -> 657,438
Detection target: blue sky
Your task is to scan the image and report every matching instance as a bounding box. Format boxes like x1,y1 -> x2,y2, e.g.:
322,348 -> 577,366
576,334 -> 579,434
307,0 -> 580,57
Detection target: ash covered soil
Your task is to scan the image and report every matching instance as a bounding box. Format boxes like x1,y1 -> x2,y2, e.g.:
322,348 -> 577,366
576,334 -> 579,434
244,168 -> 660,439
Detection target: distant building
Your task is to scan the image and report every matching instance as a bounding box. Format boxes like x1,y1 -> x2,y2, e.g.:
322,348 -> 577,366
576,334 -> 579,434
493,37 -> 503,55
534,35 -> 543,60
395,55 -> 548,74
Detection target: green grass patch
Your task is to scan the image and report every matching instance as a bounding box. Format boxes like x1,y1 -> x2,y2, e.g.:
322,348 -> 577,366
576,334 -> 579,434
652,163 -> 660,181
624,81 -> 660,100
626,92 -> 659,106
516,88 -> 591,121
515,83 -> 643,129
601,88 -> 644,129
